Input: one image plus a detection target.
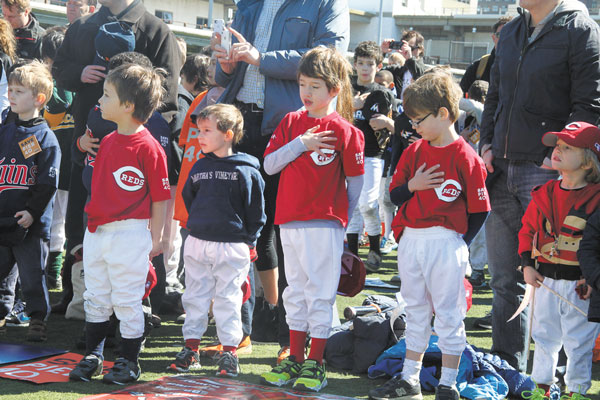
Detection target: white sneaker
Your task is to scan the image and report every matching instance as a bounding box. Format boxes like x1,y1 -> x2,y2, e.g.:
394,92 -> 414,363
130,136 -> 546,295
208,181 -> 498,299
380,237 -> 397,254
365,250 -> 382,272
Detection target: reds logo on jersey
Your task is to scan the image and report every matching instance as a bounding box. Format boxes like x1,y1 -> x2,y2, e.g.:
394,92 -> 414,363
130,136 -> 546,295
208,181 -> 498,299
434,179 -> 462,202
0,157 -> 36,193
113,166 -> 145,192
310,148 -> 336,166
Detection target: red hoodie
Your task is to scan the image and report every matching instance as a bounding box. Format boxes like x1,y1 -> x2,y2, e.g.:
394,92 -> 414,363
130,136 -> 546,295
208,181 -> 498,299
519,180 -> 600,267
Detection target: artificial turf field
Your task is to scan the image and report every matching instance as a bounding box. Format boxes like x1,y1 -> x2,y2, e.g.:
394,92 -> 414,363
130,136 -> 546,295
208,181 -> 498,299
1,248 -> 599,399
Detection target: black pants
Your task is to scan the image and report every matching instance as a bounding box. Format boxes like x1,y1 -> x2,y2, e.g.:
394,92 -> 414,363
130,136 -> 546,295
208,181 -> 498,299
0,234 -> 49,320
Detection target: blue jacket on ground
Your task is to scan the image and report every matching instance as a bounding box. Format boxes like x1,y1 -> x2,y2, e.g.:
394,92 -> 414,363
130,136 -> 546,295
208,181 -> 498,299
368,336 -> 535,399
182,152 -> 266,246
215,0 -> 349,136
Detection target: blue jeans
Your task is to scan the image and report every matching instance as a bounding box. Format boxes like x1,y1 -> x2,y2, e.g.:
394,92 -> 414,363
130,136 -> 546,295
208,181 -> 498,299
486,159 -> 557,372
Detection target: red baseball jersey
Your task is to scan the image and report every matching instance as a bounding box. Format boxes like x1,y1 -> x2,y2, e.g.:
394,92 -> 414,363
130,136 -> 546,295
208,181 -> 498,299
264,111 -> 365,227
85,128 -> 171,232
390,137 -> 490,238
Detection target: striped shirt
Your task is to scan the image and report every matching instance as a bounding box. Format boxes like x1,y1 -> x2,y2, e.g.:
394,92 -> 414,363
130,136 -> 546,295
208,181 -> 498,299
236,0 -> 285,108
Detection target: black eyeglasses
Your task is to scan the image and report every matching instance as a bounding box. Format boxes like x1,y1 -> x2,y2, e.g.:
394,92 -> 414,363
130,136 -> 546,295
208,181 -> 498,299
409,112 -> 432,128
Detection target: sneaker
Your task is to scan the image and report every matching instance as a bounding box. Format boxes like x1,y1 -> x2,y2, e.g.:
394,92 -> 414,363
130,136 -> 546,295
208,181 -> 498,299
277,346 -> 290,365
381,237 -> 398,254
521,386 -> 549,399
473,311 -> 492,330
435,384 -> 459,400
176,313 -> 186,323
200,335 -> 252,359
468,269 -> 487,288
261,355 -> 302,387
369,376 -> 423,400
365,250 -> 382,272
6,300 -> 30,327
561,393 -> 591,400
69,354 -> 103,382
293,359 -> 327,392
167,347 -> 201,373
26,319 -> 47,342
102,357 -> 140,384
215,351 -> 240,378
390,274 -> 401,284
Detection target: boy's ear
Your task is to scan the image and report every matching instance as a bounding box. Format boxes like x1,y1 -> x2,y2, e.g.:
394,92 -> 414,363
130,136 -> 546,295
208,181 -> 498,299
389,82 -> 395,89
35,93 -> 46,108
123,101 -> 135,114
438,107 -> 450,120
377,63 -> 383,71
331,86 -> 341,97
225,129 -> 234,141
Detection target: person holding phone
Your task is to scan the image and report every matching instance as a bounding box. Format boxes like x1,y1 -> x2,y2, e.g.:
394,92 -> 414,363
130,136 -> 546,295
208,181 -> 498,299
381,30 -> 426,100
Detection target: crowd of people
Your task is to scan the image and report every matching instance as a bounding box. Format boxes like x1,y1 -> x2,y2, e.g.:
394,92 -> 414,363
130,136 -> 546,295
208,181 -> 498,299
0,0 -> 599,398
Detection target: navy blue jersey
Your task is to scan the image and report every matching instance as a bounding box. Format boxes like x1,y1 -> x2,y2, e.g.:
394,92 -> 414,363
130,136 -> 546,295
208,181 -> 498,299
0,116 -> 60,239
81,105 -> 171,193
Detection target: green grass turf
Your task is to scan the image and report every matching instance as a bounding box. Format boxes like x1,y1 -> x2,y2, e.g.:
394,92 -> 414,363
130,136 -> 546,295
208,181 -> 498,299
1,248 -> 599,399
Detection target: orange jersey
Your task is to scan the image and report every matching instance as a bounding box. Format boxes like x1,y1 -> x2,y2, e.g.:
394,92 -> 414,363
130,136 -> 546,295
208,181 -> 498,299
173,91 -> 207,227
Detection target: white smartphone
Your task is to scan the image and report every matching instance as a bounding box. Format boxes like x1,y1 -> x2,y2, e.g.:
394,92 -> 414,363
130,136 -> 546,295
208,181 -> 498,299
213,19 -> 231,52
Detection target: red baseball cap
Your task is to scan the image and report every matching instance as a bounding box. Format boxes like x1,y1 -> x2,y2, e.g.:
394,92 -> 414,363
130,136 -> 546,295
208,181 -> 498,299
337,249 -> 366,297
542,122 -> 600,159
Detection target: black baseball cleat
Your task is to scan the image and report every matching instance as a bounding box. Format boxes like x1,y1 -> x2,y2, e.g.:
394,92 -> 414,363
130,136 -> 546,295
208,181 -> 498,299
369,375 -> 423,400
102,357 -> 140,384
69,354 -> 103,382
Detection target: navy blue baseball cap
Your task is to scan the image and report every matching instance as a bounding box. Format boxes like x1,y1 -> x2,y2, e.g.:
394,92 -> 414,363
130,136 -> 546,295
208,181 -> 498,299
94,22 -> 136,69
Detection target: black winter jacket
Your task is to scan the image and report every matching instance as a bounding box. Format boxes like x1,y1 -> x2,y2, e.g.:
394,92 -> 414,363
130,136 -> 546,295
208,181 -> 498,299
14,13 -> 44,60
480,2 -> 600,164
577,208 -> 600,323
459,48 -> 495,94
52,0 -> 181,145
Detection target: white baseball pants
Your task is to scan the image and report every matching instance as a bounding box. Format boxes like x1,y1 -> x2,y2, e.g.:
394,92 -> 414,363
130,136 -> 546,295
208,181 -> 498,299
378,175 -> 397,239
49,189 -> 68,252
531,278 -> 600,394
182,237 -> 250,347
83,219 -> 151,338
347,157 -> 384,236
397,226 -> 469,356
281,224 -> 344,339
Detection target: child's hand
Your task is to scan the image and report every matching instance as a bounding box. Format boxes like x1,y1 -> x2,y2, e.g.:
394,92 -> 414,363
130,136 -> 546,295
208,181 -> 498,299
353,92 -> 369,110
149,239 -> 163,259
408,163 -> 444,192
575,278 -> 592,300
79,132 -> 100,156
369,114 -> 394,131
523,265 -> 544,288
300,125 -> 336,156
14,210 -> 33,229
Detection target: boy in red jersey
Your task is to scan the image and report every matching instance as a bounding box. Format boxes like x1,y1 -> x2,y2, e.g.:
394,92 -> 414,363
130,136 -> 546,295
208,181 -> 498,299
69,64 -> 171,384
369,71 -> 490,400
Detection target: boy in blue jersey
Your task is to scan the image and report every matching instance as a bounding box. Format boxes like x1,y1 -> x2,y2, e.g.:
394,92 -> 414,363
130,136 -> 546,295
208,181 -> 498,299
0,61 -> 60,342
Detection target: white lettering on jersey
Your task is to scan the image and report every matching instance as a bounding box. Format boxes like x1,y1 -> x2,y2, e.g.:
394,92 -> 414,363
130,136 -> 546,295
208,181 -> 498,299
477,187 -> 487,201
310,148 -> 336,166
113,166 -> 145,192
355,152 -> 364,165
434,179 -> 462,202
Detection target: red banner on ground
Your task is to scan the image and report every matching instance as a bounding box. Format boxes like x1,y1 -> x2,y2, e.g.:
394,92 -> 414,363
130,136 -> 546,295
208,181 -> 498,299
81,375 -> 355,399
0,352 -> 114,384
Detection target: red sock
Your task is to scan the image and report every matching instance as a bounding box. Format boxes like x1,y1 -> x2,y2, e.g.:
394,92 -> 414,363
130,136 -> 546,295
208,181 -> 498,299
223,345 -> 237,355
307,337 -> 327,364
185,339 -> 201,352
290,330 -> 307,362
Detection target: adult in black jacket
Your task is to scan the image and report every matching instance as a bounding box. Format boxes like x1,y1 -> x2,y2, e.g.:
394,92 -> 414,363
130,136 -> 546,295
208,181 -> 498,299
1,0 -> 44,59
479,0 -> 600,372
50,0 -> 181,312
578,208 -> 600,323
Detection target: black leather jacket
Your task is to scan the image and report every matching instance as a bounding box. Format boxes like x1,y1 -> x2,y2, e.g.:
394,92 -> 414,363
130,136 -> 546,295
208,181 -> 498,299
480,2 -> 600,164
